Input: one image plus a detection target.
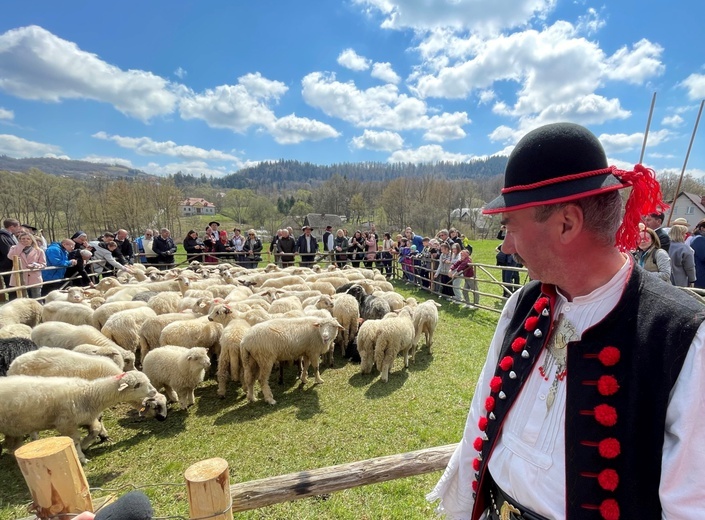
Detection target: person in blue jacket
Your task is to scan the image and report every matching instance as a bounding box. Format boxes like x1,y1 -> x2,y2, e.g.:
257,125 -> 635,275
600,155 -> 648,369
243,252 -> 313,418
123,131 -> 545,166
43,239 -> 77,295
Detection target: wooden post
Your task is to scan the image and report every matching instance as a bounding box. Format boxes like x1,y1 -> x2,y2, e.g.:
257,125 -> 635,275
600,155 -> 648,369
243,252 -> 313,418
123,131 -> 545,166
184,457 -> 232,520
12,255 -> 26,298
15,437 -> 93,519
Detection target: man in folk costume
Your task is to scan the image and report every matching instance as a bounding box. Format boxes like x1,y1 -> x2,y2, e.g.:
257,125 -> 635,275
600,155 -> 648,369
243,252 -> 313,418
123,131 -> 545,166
428,123 -> 705,520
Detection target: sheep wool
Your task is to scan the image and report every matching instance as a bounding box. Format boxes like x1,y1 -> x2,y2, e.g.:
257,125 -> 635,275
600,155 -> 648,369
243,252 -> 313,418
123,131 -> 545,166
8,347 -> 122,379
142,346 -> 210,409
0,298 -> 43,328
0,337 -> 39,376
374,308 -> 416,383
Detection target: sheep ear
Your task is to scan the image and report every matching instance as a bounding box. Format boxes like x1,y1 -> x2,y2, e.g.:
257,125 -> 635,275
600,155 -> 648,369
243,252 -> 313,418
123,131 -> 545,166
312,322 -> 321,328
118,382 -> 129,392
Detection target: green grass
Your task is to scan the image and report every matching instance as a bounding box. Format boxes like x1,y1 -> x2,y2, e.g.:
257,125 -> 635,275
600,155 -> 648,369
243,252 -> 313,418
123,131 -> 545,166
0,240 -> 515,520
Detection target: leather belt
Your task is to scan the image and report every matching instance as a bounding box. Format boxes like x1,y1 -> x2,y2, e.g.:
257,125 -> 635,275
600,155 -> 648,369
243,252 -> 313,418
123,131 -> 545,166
487,482 -> 549,520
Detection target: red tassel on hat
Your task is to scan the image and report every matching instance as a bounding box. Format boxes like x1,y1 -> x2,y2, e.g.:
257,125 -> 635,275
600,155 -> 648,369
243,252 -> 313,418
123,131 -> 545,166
613,164 -> 668,252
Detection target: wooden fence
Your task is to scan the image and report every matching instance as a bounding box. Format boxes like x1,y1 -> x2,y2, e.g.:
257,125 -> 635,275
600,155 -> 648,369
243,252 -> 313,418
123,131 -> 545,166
15,437 -> 457,519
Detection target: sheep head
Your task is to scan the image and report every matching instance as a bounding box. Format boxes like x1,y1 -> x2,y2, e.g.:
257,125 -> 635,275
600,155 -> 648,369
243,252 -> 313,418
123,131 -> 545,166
313,318 -> 344,344
116,371 -> 157,399
187,347 -> 211,370
207,303 -> 234,323
139,392 -> 168,421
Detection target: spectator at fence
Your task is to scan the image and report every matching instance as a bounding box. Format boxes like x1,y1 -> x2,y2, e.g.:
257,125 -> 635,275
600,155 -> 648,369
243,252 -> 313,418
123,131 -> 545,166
417,237 -> 433,288
183,230 -> 206,262
64,231 -> 91,287
398,239 -> 415,282
0,218 -> 21,299
633,227 -> 671,283
450,248 -> 478,307
276,228 -> 297,268
135,229 -> 157,264
668,223 -> 696,287
296,225 -> 318,268
435,242 -> 454,297
100,232 -> 125,277
321,225 -> 334,265
152,228 -> 176,269
380,232 -> 394,277
22,224 -> 48,250
404,227 -> 424,251
364,231 -> 378,269
496,244 -> 522,296
231,228 -> 244,263
333,229 -> 348,267
7,232 -> 46,298
348,230 -> 365,268
115,229 -> 134,265
690,219 -> 705,289
242,229 -> 263,269
449,228 -> 464,248
269,229 -> 282,266
43,239 -> 77,295
215,230 -> 235,260
88,240 -> 132,278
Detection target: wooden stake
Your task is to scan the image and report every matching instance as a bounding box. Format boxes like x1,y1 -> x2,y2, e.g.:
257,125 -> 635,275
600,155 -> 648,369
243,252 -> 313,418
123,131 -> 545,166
15,437 -> 93,519
184,457 -> 232,520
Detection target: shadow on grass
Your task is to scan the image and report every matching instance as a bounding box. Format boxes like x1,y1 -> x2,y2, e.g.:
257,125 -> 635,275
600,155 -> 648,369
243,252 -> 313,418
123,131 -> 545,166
364,369 -> 409,398
86,469 -> 126,488
116,407 -> 187,439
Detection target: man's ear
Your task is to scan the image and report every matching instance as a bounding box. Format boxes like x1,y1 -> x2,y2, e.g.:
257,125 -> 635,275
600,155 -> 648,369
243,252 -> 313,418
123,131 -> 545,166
558,204 -> 584,244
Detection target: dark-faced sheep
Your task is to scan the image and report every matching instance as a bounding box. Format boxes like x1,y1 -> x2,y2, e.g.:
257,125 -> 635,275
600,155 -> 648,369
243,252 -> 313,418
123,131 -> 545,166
0,337 -> 39,376
344,284 -> 391,320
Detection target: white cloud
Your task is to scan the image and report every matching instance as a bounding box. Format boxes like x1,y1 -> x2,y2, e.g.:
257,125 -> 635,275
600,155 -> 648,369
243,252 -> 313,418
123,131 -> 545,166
174,67 -> 187,79
661,115 -> 684,127
648,152 -> 677,160
82,155 -> 135,168
354,0 -> 556,35
0,107 -> 13,120
371,62 -> 400,84
269,115 -> 340,144
302,71 -> 469,140
337,48 -> 371,71
0,25 -> 179,121
603,39 -> 665,84
93,131 -> 239,161
478,90 -> 495,105
681,73 -> 705,100
141,160 -> 233,178
351,130 -> 404,151
598,129 -> 672,155
575,7 -> 606,36
0,133 -> 62,157
388,144 -> 473,163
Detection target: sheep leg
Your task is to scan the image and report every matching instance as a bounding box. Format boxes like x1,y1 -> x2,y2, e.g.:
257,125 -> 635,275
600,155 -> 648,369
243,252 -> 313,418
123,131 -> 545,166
258,363 -> 276,405
310,355 -> 324,384
3,436 -> 24,457
300,356 -> 310,384
243,358 -> 257,402
216,347 -> 231,398
163,385 -> 179,403
177,390 -> 189,410
426,329 -> 433,351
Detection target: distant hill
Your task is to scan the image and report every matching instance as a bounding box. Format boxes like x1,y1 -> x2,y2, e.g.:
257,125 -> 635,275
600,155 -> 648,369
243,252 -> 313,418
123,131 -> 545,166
169,156 -> 509,190
0,155 -> 153,180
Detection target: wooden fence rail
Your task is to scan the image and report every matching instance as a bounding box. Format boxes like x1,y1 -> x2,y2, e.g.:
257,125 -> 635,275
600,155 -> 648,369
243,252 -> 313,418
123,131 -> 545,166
15,437 -> 457,518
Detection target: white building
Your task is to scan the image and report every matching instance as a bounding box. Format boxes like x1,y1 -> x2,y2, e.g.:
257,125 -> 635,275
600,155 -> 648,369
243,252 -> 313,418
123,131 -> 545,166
179,197 -> 216,217
667,192 -> 705,227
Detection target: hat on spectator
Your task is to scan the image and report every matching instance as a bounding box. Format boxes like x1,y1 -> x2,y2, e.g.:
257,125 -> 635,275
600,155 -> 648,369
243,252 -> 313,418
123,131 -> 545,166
482,122 -> 666,251
208,221 -> 220,227
103,232 -> 115,238
247,229 -> 256,235
326,225 -> 332,230
302,225 -> 312,231
672,217 -> 689,227
71,231 -> 87,240
22,224 -> 38,233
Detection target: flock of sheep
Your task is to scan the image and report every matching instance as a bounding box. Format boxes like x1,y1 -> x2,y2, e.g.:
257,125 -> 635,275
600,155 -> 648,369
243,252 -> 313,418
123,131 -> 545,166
0,261 -> 440,463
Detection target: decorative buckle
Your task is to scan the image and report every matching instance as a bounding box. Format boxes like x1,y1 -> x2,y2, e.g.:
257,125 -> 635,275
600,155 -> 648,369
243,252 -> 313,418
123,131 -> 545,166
500,501 -> 521,520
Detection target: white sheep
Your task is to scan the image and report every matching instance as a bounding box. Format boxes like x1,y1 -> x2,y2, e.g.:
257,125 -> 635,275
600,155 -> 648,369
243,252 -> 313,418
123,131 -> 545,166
374,308 -> 415,382
356,319 -> 386,374
8,347 -> 122,379
216,318 -> 252,398
44,286 -> 87,304
0,323 -> 32,339
138,312 -> 197,361
72,344 -> 126,369
0,371 -> 155,463
101,307 -> 158,355
375,291 -> 406,311
31,322 -> 136,371
259,275 -> 307,289
241,316 -> 343,405
0,298 -> 43,327
142,346 -> 210,409
42,300 -> 94,326
268,295 -> 303,314
158,304 -> 233,355
147,291 -> 183,315
331,293 -> 360,364
92,300 -> 148,330
411,300 -> 441,358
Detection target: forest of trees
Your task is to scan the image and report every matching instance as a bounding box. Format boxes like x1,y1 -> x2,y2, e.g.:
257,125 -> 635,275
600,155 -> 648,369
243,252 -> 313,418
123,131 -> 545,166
1,158 -> 704,243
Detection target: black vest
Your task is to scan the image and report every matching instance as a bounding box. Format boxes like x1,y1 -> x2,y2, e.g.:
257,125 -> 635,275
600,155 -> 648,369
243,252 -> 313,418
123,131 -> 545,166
322,231 -> 331,251
472,265 -> 704,519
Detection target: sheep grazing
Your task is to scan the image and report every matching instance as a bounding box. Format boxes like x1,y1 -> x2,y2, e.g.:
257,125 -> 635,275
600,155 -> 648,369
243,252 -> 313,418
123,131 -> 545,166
0,298 -> 43,328
8,347 -> 122,379
137,393 -> 168,421
240,316 -> 343,405
0,371 -> 156,463
0,337 -> 39,376
31,322 -> 136,371
42,300 -> 94,326
374,308 -> 416,382
101,307 -> 158,356
411,300 -> 441,358
0,323 -> 32,339
345,284 -> 391,320
142,346 -> 210,409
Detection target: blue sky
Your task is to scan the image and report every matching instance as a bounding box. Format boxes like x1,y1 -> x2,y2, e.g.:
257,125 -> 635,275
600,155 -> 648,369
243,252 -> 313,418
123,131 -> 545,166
0,0 -> 704,178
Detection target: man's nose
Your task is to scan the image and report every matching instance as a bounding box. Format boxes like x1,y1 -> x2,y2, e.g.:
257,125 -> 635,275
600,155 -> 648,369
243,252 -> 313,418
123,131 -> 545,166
501,233 -> 515,254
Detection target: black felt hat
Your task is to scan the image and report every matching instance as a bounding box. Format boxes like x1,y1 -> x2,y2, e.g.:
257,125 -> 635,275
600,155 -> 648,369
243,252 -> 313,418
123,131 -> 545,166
483,123 -> 629,214
208,221 -> 220,227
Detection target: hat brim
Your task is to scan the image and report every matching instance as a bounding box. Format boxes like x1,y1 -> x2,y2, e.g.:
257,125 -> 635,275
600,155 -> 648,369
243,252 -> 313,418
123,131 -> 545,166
483,172 -> 628,215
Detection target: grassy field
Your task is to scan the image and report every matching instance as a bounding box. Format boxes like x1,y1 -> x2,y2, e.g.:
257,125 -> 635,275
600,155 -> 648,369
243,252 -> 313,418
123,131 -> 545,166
0,240 -> 516,520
